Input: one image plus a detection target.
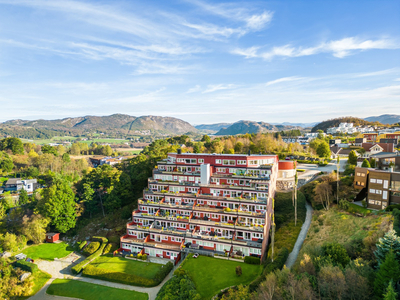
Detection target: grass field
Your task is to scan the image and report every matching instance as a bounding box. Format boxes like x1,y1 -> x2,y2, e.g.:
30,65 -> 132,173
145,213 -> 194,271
182,255 -> 262,299
17,270 -> 51,300
294,207 -> 392,267
89,256 -> 164,279
47,279 -> 148,300
23,242 -> 73,260
21,136 -> 130,145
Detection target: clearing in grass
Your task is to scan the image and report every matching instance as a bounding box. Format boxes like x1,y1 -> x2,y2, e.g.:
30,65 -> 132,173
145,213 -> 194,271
22,242 -> 73,261
89,255 -> 164,279
181,255 -> 262,300
47,279 -> 148,300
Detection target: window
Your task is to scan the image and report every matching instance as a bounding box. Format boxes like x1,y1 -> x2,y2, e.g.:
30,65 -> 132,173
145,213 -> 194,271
370,189 -> 376,194
384,180 -> 389,189
377,179 -> 383,184
370,179 -> 376,183
238,160 -> 246,165
361,173 -> 365,177
223,160 -> 235,165
216,159 -> 222,164
383,191 -> 388,200
198,159 -> 204,163
217,168 -> 225,172
356,172 -> 361,176
376,190 -> 382,195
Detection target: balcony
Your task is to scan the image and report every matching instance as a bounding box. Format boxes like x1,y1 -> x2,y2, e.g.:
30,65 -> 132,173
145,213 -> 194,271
144,241 -> 181,251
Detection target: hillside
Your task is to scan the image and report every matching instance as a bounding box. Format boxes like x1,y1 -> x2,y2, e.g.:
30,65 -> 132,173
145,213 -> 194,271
0,114 -> 197,138
194,123 -> 232,133
311,117 -> 380,133
364,114 -> 400,125
215,120 -> 296,135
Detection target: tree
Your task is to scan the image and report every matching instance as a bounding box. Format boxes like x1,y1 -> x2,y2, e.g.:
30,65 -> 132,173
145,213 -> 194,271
383,280 -> 397,300
101,145 -> 113,156
69,143 -> 81,155
62,153 -> 71,163
370,158 -> 376,168
24,166 -> 39,178
374,230 -> 400,265
236,266 -> 242,276
18,189 -> 29,206
361,159 -> 371,168
0,137 -> 24,154
37,177 -> 77,233
22,215 -> 50,244
41,145 -> 58,156
316,141 -> 331,158
222,285 -> 250,300
314,181 -> 333,210
201,135 -> 211,143
348,150 -> 358,165
0,151 -> 14,174
374,251 -> 400,298
318,265 -> 347,300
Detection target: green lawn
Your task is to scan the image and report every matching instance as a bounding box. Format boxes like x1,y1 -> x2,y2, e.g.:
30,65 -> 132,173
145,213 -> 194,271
47,279 -> 148,300
182,255 -> 262,300
23,242 -> 73,260
89,255 -> 163,279
17,270 -> 51,300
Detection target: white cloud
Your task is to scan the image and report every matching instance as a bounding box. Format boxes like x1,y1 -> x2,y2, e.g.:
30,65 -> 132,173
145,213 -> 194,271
245,11 -> 273,30
233,37 -> 400,60
187,85 -> 202,93
203,84 -> 237,93
265,76 -> 305,86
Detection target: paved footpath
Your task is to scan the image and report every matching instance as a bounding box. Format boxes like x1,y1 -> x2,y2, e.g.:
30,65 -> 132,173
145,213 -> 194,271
29,252 -> 180,300
285,201 -> 313,269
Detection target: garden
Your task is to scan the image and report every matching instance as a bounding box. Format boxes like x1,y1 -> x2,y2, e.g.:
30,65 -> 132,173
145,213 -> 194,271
22,242 -> 73,260
181,254 -> 262,299
47,279 -> 148,300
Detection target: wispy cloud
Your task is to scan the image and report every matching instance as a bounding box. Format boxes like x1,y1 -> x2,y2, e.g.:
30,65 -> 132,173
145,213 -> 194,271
187,85 -> 202,93
265,76 -> 306,86
233,37 -> 400,60
203,84 -> 237,93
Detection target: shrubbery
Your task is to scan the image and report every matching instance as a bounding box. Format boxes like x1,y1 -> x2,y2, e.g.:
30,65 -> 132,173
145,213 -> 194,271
83,241 -> 100,256
103,243 -> 118,254
322,242 -> 350,267
14,260 -> 38,273
78,241 -> 87,250
244,256 -> 260,265
71,237 -> 108,274
156,268 -> 200,300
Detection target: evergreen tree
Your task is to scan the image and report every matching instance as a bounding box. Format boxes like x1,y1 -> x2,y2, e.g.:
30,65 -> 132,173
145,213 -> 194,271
383,280 -> 397,300
375,230 -> 400,265
361,159 -> 371,168
374,251 -> 400,298
348,150 -> 358,165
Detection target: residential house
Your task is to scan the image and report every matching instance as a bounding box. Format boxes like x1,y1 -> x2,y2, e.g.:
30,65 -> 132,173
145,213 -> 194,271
361,143 -> 395,158
4,179 -> 38,193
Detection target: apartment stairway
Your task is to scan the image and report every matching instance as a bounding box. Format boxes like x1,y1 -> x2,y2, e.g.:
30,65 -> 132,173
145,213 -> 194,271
354,187 -> 367,202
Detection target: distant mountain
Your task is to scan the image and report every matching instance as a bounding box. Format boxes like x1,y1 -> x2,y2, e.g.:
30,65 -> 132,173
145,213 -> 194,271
311,117 -> 381,133
215,120 -> 297,135
0,114 -> 198,138
364,114 -> 400,125
194,123 -> 232,133
271,122 -> 318,128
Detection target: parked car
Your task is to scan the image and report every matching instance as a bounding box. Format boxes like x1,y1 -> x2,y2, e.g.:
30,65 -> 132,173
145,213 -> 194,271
193,253 -> 199,259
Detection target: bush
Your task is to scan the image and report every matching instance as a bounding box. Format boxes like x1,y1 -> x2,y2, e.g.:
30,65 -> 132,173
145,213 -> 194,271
137,253 -> 142,260
103,243 -> 118,254
79,241 -> 87,250
83,242 -> 100,256
361,200 -> 367,208
92,236 -> 108,243
322,242 -> 350,267
142,254 -> 147,260
235,266 -> 242,276
154,262 -> 173,283
248,247 -> 289,292
14,260 -> 38,273
72,238 -> 108,274
244,256 -> 261,265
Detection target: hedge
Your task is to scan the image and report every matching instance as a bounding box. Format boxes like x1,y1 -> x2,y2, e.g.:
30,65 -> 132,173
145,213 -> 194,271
14,260 -> 38,273
71,237 -> 108,274
248,247 -> 289,292
92,236 -> 108,243
78,241 -> 87,250
103,243 -> 118,255
244,256 -> 261,265
393,209 -> 400,236
83,242 -> 100,256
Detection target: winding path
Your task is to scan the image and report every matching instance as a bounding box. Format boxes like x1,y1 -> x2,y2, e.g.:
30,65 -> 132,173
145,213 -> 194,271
29,253 -> 180,300
285,201 -> 313,269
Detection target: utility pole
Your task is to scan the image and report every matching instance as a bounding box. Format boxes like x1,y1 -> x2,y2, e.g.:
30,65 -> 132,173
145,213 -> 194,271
295,170 -> 298,226
337,156 -> 340,204
271,198 -> 275,262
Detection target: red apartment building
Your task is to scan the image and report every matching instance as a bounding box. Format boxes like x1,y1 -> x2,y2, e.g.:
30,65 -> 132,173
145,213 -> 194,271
120,152 -> 282,264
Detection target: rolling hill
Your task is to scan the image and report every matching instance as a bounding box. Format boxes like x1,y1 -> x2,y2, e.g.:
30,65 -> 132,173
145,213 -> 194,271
311,117 -> 380,133
0,114 -> 197,138
194,123 -> 232,133
364,114 -> 400,125
215,120 -> 297,135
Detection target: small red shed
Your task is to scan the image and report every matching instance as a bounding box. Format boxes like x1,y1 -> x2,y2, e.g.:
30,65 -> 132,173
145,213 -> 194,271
46,233 -> 60,243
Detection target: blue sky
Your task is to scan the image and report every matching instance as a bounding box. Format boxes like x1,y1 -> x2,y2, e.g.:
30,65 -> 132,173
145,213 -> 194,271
0,0 -> 399,124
